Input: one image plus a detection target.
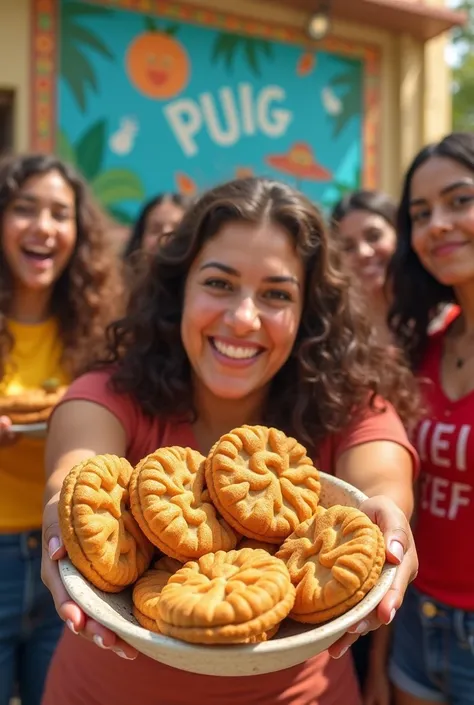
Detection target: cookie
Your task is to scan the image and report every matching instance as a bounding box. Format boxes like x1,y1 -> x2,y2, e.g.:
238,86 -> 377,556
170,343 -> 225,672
276,505 -> 385,624
153,556 -> 183,573
132,559 -> 181,633
0,383 -> 67,424
237,538 -> 279,555
59,454 -> 154,592
205,425 -> 321,543
129,447 -> 238,562
156,548 -> 295,644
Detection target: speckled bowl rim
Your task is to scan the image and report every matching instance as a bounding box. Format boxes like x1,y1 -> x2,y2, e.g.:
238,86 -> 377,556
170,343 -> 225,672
59,471 -> 397,657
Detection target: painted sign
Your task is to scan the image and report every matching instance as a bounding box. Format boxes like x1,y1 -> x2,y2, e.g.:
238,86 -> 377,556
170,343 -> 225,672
31,0 -> 381,222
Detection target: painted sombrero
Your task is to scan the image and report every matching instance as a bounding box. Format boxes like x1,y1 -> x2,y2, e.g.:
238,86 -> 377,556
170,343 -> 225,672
266,142 -> 332,180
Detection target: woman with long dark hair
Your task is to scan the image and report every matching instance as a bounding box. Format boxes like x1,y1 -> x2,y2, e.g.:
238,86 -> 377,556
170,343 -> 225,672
388,132 -> 474,705
41,177 -> 419,705
331,190 -> 397,345
123,192 -> 192,262
0,153 -> 123,705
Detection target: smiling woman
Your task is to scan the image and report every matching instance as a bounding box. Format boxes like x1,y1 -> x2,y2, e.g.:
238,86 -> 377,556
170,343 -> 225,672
40,176 -> 421,705
331,190 -> 397,345
388,133 -> 474,705
0,153 -> 123,705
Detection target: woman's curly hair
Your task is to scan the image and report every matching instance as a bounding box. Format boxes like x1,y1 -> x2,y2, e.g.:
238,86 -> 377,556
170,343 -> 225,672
0,153 -> 124,380
103,177 -> 420,451
388,133 -> 471,368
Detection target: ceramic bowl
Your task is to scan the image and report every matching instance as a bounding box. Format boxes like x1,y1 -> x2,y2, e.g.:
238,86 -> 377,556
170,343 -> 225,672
59,471 -> 397,677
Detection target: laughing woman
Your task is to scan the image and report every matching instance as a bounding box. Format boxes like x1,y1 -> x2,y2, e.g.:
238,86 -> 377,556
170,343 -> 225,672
42,177 -> 419,705
0,154 -> 123,705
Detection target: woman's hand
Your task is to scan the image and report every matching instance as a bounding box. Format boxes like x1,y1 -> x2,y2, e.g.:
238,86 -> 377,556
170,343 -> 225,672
328,495 -> 418,659
41,492 -> 138,660
0,415 -> 20,446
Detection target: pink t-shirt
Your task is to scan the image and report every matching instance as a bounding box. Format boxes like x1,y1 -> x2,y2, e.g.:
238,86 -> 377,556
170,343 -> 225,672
43,370 -> 417,705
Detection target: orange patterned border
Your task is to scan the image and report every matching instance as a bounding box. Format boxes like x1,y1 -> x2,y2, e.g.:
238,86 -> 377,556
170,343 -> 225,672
30,0 -> 381,187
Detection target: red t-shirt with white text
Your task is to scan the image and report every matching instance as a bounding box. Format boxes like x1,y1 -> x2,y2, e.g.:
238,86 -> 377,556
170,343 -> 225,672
413,322 -> 474,609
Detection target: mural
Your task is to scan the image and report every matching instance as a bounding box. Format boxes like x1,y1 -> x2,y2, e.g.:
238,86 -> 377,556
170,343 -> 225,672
31,0 -> 381,222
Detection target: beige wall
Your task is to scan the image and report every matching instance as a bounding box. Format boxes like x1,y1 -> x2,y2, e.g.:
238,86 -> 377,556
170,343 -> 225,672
0,0 -> 30,152
0,0 -> 452,196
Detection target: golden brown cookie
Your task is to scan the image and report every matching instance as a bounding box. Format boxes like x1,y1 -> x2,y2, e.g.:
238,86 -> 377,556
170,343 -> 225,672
237,538 -> 279,555
156,548 -> 295,644
132,561 -> 181,633
153,556 -> 183,573
133,605 -> 161,632
205,425 -> 321,544
59,454 -> 154,592
245,624 -> 281,643
276,505 -> 385,623
129,447 -> 238,562
0,383 -> 67,424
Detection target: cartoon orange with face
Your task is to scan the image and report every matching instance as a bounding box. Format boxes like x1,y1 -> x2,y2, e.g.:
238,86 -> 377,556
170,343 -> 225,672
126,32 -> 190,100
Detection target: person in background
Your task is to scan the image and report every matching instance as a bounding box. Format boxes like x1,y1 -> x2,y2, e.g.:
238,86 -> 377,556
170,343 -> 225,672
41,177 -> 419,705
331,192 -> 398,704
331,190 -> 397,346
0,154 -> 123,705
123,193 -> 192,262
388,132 -> 474,705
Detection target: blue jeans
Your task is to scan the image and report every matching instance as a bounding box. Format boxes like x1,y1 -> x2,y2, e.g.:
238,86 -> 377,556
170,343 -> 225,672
0,531 -> 64,705
389,585 -> 474,704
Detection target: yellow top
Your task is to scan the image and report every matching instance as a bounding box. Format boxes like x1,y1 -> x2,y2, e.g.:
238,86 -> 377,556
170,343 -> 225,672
0,318 -> 70,532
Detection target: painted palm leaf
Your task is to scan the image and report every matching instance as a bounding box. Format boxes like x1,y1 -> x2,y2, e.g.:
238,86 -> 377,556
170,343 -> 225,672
57,120 -> 145,220
211,33 -> 274,77
144,15 -> 179,35
91,169 -> 145,206
60,1 -> 114,113
56,129 -> 77,167
328,63 -> 363,138
75,119 -> 106,181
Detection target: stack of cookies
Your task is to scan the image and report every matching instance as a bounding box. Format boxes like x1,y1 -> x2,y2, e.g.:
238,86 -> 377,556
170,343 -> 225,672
59,424 -> 386,645
0,378 -> 66,425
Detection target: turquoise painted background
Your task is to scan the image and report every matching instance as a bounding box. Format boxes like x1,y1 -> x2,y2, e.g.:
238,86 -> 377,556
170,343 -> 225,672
57,0 -> 364,223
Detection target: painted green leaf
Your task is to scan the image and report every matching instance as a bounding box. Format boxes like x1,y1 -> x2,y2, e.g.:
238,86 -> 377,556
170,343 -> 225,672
67,24 -> 114,60
75,120 -> 106,181
144,15 -> 159,32
258,40 -> 274,59
211,33 -> 273,76
165,24 -> 180,36
107,205 -> 135,226
61,2 -> 113,20
332,91 -> 362,138
59,2 -> 113,113
91,169 -> 145,206
212,33 -> 239,71
328,64 -> 363,138
60,43 -> 98,113
211,33 -> 228,63
56,129 -> 77,167
244,41 -> 260,77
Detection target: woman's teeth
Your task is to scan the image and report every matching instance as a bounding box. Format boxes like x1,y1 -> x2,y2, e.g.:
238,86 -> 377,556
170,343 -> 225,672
212,338 -> 261,359
22,248 -> 52,260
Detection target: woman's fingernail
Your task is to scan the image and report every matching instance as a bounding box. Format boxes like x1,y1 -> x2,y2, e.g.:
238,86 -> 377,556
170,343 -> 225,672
351,620 -> 369,634
389,540 -> 405,563
48,536 -> 62,559
333,646 -> 349,659
66,619 -> 78,635
114,648 -> 136,660
386,608 -> 397,625
93,634 -> 108,650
